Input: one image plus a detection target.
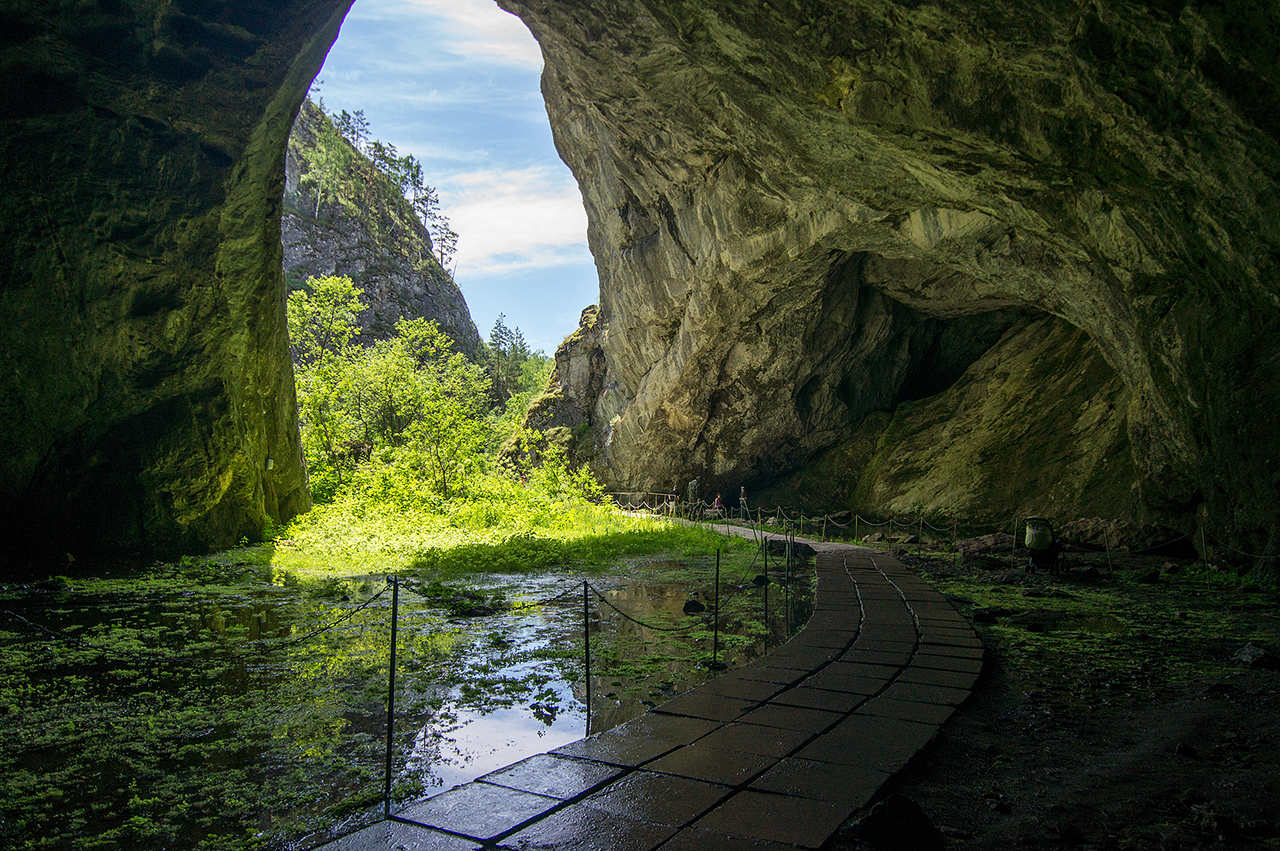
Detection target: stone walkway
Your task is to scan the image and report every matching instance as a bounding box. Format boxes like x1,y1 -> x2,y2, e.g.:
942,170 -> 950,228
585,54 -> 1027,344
320,531 -> 981,850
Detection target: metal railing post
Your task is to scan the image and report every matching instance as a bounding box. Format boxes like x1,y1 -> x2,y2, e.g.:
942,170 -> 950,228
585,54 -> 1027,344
713,550 -> 720,669
582,580 -> 591,736
383,575 -> 398,817
763,541 -> 769,646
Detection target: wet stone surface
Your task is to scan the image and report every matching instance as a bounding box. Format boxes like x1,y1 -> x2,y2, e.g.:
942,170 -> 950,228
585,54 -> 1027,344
397,782 -> 558,840
477,754 -> 621,800
580,770 -> 730,826
321,533 -> 982,850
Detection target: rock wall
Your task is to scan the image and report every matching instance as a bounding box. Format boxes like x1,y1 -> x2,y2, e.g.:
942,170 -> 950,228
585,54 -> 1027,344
522,305 -> 607,463
505,0 -> 1280,545
282,100 -> 480,354
0,0 -> 353,560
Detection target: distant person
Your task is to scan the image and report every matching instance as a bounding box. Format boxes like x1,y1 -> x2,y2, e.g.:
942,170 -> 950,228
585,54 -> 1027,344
667,486 -> 677,516
739,485 -> 748,519
711,493 -> 725,517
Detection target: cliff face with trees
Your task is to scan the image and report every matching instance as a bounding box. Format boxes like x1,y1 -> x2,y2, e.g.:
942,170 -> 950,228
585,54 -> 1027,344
0,0 -> 1276,560
282,98 -> 479,355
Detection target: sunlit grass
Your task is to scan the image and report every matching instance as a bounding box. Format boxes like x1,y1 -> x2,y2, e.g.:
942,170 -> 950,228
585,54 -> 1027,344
268,476 -> 753,579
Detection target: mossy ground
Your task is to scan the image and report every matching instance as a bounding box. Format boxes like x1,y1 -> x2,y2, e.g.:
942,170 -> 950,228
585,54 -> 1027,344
824,540 -> 1280,848
0,502 -> 797,850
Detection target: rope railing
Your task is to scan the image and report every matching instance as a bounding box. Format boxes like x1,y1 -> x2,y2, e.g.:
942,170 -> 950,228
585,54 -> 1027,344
645,497 -> 1279,571
587,583 -> 701,633
0,580 -> 395,662
507,583 -> 581,611
258,581 -> 392,650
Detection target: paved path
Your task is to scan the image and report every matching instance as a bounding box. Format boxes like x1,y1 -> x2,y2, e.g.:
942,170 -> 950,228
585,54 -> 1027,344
321,530 -> 981,850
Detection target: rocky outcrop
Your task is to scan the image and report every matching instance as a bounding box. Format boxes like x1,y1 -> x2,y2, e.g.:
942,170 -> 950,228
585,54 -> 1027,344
522,305 -> 606,463
281,100 -> 479,354
505,0 -> 1280,548
758,315 -> 1135,525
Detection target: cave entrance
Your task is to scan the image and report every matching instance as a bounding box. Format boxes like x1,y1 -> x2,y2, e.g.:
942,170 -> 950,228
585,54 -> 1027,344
287,0 -> 596,360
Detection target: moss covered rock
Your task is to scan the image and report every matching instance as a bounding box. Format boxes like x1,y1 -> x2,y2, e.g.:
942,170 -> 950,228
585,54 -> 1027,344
0,0 -> 353,560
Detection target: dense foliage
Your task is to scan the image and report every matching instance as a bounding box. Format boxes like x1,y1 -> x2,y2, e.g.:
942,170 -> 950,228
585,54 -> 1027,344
287,275 -> 549,504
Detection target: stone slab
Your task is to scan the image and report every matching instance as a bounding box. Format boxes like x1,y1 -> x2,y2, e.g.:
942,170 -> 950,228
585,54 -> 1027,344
912,653 -> 984,672
702,676 -> 785,702
552,733 -> 682,768
748,755 -> 890,804
770,685 -> 866,713
824,660 -> 903,680
398,782 -> 559,841
645,741 -> 774,786
477,754 -> 622,800
653,692 -> 755,722
881,681 -> 971,706
898,665 -> 980,689
738,702 -> 843,733
917,645 -> 985,662
320,819 -> 480,850
612,713 -> 721,742
660,825 -> 797,850
800,670 -> 883,695
696,721 -> 812,757
495,804 -> 675,850
737,664 -> 809,684
793,629 -> 853,648
693,789 -> 850,848
856,696 -> 955,725
795,715 -> 936,773
579,770 -> 730,826
841,648 -> 913,667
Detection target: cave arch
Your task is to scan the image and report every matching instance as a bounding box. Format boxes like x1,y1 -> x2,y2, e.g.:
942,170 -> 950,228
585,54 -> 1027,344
2,0 -> 1277,562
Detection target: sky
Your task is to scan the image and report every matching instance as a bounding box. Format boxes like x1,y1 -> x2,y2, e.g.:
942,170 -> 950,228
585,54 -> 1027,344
313,0 -> 597,354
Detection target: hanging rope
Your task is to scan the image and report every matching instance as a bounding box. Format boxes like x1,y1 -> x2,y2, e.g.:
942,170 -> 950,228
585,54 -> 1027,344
258,581 -> 392,650
587,583 -> 701,632
507,583 -> 581,611
1216,539 -> 1280,560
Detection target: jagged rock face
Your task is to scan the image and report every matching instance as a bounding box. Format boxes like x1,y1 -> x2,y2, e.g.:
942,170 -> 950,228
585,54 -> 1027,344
282,101 -> 480,354
505,0 -> 1279,542
0,0 -> 353,559
523,305 -> 606,460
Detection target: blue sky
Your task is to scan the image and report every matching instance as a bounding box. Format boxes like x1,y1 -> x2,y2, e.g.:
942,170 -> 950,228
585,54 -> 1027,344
314,0 -> 597,354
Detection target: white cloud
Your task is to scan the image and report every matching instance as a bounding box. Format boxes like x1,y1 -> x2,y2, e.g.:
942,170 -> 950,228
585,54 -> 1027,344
440,167 -> 590,276
400,0 -> 543,69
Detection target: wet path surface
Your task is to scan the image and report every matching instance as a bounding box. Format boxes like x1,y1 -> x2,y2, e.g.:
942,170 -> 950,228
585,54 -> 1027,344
320,530 -> 982,849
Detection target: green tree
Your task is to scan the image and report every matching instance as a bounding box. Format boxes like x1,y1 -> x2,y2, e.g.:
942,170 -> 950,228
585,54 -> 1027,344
297,116 -> 354,219
288,278 -> 493,501
286,275 -> 365,366
429,209 -> 459,271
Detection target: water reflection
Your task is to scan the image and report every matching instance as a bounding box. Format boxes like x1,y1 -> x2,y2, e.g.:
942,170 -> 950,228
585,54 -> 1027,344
398,566 -> 813,796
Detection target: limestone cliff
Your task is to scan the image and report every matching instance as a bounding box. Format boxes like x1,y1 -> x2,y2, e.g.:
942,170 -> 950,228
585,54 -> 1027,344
503,0 -> 1280,549
282,100 -> 480,354
523,305 -> 606,463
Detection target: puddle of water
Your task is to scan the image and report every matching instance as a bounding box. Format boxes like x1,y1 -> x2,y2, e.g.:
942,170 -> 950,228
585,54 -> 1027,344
395,566 -> 813,797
